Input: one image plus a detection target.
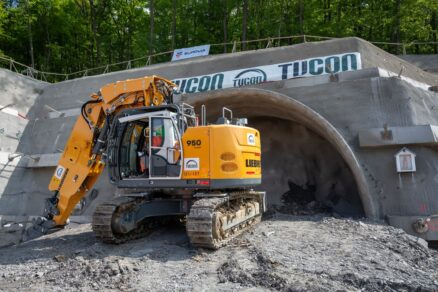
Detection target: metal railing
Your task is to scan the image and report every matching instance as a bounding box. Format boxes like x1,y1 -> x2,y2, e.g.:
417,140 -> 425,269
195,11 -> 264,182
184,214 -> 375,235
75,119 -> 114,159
1,34 -> 437,83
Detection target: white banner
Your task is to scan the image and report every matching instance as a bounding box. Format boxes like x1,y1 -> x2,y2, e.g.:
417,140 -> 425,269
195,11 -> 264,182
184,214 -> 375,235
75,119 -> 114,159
173,52 -> 362,94
172,45 -> 210,61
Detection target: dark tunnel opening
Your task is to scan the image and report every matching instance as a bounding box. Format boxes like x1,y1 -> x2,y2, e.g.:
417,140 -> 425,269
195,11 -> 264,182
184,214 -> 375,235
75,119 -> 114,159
250,117 -> 365,217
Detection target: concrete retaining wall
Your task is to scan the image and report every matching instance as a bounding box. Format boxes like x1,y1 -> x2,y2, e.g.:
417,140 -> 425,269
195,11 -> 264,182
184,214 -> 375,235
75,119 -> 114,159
0,69 -> 47,197
400,55 -> 438,75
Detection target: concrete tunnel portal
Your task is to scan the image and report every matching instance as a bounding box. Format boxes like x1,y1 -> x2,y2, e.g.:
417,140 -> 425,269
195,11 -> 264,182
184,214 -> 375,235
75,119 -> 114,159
187,88 -> 376,218
4,37 -> 438,247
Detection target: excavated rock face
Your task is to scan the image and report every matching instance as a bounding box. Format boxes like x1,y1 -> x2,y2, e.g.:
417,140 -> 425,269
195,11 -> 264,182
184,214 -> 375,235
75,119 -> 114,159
251,117 -> 364,217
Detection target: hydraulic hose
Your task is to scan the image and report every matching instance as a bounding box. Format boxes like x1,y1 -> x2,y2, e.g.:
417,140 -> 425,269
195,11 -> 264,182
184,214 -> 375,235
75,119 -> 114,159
81,99 -> 101,129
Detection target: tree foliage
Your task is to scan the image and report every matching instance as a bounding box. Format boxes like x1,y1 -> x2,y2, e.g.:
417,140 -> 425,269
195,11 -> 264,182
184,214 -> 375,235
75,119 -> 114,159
1,0 -> 437,73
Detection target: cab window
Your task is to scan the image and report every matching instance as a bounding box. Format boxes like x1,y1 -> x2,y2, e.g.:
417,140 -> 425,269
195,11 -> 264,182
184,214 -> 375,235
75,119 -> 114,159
119,121 -> 147,177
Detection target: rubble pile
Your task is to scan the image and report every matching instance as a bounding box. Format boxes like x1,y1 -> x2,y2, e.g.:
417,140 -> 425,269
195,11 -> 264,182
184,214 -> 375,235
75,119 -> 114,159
1,214 -> 437,291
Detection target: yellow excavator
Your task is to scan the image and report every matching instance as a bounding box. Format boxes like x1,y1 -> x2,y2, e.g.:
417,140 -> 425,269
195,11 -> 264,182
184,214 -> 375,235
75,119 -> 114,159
25,75 -> 265,249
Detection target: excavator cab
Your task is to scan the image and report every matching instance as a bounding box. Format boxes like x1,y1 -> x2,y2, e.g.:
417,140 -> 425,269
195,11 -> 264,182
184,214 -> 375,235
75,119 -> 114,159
118,116 -> 182,178
108,104 -> 189,184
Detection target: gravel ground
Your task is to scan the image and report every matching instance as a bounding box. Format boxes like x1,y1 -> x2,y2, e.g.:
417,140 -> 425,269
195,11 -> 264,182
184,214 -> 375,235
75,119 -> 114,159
0,214 -> 437,291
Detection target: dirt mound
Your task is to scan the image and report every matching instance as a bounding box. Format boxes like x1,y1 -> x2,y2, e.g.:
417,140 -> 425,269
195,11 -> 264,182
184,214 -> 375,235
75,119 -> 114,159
0,215 -> 437,291
218,249 -> 288,290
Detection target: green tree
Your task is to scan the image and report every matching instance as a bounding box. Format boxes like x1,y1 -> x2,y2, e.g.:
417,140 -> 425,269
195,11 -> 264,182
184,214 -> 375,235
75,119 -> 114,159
2,0 -> 438,76
0,1 -> 6,56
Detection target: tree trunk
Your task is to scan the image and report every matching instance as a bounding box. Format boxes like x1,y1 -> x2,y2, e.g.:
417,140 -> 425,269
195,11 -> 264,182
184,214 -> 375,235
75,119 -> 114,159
367,0 -> 373,40
432,11 -> 437,54
108,37 -> 113,65
44,12 -> 51,70
242,0 -> 248,50
172,0 -> 176,50
223,0 -> 228,53
26,0 -> 35,69
88,0 -> 99,65
278,0 -> 282,41
149,0 -> 154,55
129,29 -> 132,61
207,0 -> 213,36
323,0 -> 327,23
283,0 -> 293,44
256,0 -> 261,48
327,0 -> 331,22
393,0 -> 401,54
298,0 -> 304,35
354,0 -> 363,38
336,1 -> 341,37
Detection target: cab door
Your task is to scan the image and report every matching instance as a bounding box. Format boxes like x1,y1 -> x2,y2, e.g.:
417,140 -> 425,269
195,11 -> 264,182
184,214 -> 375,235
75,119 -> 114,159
150,116 -> 182,178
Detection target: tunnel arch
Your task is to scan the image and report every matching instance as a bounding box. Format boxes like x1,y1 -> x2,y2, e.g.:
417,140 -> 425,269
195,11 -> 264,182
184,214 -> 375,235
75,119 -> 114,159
185,88 -> 377,219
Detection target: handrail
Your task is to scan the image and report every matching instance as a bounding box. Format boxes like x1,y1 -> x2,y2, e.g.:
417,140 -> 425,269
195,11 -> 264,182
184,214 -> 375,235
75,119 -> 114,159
201,105 -> 206,126
1,34 -> 437,83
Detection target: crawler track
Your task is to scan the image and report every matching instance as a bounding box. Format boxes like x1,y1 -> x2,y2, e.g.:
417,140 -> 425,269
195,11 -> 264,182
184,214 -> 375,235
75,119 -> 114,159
92,191 -> 265,247
186,191 -> 265,249
92,197 -> 157,244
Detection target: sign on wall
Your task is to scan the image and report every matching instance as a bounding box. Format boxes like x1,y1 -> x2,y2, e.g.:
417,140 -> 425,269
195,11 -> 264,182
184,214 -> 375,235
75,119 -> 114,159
395,147 -> 416,173
172,52 -> 362,94
172,45 -> 211,61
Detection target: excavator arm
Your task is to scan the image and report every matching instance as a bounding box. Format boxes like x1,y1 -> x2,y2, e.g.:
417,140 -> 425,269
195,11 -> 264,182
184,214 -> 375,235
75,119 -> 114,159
24,76 -> 176,240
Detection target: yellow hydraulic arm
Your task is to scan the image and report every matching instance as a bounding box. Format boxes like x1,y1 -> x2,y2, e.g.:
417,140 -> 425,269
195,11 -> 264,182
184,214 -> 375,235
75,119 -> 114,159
34,76 -> 176,233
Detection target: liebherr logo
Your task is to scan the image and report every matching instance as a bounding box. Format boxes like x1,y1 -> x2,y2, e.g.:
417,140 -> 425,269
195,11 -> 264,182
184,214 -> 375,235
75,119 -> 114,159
245,159 -> 261,168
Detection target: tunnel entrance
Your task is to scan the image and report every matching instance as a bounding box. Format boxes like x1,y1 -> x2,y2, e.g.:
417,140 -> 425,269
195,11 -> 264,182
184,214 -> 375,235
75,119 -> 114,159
187,87 -> 376,218
251,117 -> 364,217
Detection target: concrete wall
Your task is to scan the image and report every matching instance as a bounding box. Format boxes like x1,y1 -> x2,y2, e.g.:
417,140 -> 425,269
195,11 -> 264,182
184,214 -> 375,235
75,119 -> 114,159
0,69 -> 47,154
1,37 -> 438,240
0,69 -> 47,197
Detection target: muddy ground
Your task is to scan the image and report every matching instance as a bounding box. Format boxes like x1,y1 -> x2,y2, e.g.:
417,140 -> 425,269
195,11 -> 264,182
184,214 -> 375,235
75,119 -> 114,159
0,214 -> 437,291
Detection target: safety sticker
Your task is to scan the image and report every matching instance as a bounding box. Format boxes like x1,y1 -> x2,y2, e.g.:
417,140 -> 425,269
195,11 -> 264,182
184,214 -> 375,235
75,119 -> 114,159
247,133 -> 256,145
54,165 -> 65,179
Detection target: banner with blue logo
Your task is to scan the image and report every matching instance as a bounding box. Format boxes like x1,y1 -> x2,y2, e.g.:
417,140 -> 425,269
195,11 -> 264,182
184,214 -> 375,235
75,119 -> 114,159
172,45 -> 211,61
173,52 -> 361,94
